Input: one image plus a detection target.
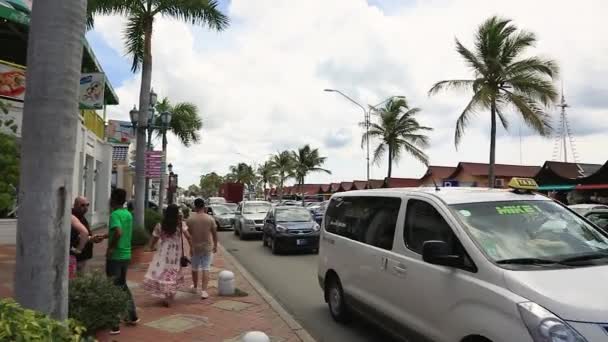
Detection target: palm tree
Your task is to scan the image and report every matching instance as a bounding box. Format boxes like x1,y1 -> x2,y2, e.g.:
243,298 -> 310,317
228,163 -> 257,186
87,0 -> 229,228
16,0 -> 88,319
291,145 -> 331,193
362,98 -> 432,178
269,151 -> 295,198
257,161 -> 278,199
153,97 -> 202,210
429,16 -> 558,187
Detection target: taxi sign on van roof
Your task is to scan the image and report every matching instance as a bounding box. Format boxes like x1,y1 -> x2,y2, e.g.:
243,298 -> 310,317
508,177 -> 538,191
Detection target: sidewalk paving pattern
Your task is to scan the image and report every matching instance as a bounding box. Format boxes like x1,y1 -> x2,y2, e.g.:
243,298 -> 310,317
0,235 -> 312,342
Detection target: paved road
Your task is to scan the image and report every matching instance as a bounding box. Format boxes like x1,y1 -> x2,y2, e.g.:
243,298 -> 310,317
219,231 -> 399,342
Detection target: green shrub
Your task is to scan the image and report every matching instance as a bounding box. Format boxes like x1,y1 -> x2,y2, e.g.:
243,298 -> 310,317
0,298 -> 88,341
144,208 -> 162,234
131,226 -> 150,247
68,271 -> 128,335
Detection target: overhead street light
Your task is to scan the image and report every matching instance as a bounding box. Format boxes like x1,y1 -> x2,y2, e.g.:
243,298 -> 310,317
324,88 -> 405,181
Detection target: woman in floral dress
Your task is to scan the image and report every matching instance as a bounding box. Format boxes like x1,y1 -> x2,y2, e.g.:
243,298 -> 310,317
143,204 -> 191,306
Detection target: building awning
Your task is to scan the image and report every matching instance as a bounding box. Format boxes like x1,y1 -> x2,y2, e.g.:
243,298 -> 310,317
537,185 -> 576,191
575,184 -> 608,190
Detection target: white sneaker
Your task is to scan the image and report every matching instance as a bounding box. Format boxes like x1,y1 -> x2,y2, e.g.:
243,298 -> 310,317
190,285 -> 198,294
201,290 -> 209,299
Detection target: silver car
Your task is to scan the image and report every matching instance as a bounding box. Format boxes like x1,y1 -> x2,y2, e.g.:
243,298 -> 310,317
233,201 -> 272,240
207,204 -> 235,230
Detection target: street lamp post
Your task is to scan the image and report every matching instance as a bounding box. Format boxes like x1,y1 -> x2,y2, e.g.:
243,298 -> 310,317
324,89 -> 404,181
167,163 -> 178,205
157,111 -> 172,212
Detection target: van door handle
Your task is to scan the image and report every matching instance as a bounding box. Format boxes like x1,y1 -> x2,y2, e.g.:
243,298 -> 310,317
392,265 -> 407,274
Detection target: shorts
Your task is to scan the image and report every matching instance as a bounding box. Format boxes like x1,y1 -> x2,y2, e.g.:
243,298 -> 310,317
191,253 -> 213,271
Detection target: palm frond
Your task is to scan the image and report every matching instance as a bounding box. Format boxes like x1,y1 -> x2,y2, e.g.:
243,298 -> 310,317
87,0 -> 144,29
428,79 -> 475,96
503,90 -> 552,136
504,57 -> 559,80
123,14 -> 146,72
455,39 -> 487,76
504,73 -> 558,107
371,143 -> 387,165
501,31 -> 536,65
401,142 -> 430,166
495,107 -> 510,131
155,0 -> 229,31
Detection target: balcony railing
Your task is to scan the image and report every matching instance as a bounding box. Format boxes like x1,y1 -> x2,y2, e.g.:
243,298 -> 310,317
81,109 -> 105,140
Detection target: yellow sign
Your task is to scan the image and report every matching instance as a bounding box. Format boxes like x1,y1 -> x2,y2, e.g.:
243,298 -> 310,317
508,177 -> 538,191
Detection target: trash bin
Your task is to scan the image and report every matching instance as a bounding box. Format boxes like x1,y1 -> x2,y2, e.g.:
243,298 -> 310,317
218,270 -> 235,296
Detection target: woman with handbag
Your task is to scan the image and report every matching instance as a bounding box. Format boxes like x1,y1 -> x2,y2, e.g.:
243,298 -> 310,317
142,204 -> 191,307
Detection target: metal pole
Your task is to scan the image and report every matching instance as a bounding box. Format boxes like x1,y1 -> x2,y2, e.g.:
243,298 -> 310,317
144,127 -> 152,208
365,110 -> 370,180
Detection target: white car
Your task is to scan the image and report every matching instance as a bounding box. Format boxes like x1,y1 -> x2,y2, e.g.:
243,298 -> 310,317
233,201 -> 272,240
318,179 -> 608,342
569,203 -> 608,215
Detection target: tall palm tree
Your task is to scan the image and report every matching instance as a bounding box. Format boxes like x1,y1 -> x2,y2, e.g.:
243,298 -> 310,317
87,0 -> 229,228
429,16 -> 558,187
269,151 -> 295,198
153,97 -> 202,210
257,161 -> 278,199
291,145 -> 331,193
228,163 -> 257,186
362,98 -> 432,178
16,0 -> 88,319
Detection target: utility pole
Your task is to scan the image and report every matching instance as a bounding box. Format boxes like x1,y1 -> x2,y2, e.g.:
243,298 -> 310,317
15,0 -> 87,319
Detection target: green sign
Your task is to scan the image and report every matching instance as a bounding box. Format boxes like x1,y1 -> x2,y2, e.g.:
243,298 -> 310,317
496,205 -> 540,215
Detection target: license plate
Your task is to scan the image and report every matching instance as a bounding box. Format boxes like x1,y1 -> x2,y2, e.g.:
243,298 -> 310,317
296,239 -> 308,246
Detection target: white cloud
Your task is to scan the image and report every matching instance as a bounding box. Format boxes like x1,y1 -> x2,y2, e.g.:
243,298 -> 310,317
93,0 -> 608,187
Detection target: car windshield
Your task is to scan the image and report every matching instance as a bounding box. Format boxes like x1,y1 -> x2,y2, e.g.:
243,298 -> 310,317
451,200 -> 608,263
223,203 -> 237,212
276,208 -> 312,222
243,203 -> 271,214
211,205 -> 230,215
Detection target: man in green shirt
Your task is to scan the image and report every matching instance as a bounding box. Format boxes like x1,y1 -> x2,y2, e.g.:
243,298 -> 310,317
106,188 -> 139,335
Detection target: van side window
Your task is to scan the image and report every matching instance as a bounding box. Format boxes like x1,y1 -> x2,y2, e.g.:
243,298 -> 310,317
325,196 -> 400,250
404,199 -> 455,254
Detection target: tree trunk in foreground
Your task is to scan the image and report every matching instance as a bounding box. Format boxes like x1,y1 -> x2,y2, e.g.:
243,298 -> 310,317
134,20 -> 153,227
488,102 -> 497,188
15,0 -> 87,319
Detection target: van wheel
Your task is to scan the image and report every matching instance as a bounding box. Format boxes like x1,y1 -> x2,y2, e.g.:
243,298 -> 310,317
326,275 -> 349,323
270,237 -> 281,255
262,233 -> 268,247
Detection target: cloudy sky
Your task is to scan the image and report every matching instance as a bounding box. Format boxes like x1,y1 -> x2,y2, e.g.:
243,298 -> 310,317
88,0 -> 608,187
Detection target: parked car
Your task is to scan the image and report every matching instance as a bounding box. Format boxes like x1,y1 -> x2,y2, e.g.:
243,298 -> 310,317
233,201 -> 272,240
568,203 -> 608,215
310,200 -> 329,224
262,206 -> 320,254
206,204 -> 234,230
207,197 -> 227,205
584,209 -> 608,232
318,180 -> 608,342
223,202 -> 238,213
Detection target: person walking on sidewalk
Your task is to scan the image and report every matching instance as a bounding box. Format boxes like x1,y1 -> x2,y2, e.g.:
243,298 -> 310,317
71,196 -> 105,274
106,188 -> 139,335
186,198 -> 218,299
142,204 -> 191,306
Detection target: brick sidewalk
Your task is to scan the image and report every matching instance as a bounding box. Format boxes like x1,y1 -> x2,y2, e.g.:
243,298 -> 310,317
0,240 -> 310,342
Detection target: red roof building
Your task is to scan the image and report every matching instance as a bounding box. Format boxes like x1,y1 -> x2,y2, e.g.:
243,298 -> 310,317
330,183 -> 341,192
339,182 -> 353,192
320,184 -> 331,193
445,162 -> 541,188
367,179 -> 385,189
352,180 -> 368,190
419,165 -> 457,186
384,177 -> 420,188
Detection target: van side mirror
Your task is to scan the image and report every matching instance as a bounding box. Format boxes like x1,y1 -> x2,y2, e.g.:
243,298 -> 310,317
422,240 -> 463,268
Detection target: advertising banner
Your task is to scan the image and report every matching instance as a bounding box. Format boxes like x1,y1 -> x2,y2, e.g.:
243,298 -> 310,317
0,60 -> 26,102
79,73 -> 105,109
106,120 -> 134,144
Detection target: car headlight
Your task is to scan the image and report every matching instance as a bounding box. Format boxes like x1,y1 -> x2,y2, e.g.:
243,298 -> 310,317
312,223 -> 320,231
276,225 -> 287,232
518,302 -> 586,342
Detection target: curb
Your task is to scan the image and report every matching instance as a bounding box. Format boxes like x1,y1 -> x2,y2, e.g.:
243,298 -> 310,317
219,244 -> 317,342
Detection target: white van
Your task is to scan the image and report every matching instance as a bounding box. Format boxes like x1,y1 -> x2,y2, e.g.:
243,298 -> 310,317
317,184 -> 608,342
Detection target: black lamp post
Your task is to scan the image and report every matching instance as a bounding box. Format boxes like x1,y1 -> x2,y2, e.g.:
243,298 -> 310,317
167,163 -> 177,205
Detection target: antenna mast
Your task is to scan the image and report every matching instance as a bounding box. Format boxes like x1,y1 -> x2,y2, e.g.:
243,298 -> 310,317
551,82 -> 579,163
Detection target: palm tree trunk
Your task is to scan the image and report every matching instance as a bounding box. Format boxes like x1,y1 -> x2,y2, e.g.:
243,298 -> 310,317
15,0 -> 86,319
387,145 -> 393,178
488,101 -> 497,188
134,18 -> 153,228
157,131 -> 167,213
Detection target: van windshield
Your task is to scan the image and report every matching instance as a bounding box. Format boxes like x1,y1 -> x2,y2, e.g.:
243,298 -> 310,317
451,201 -> 608,265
